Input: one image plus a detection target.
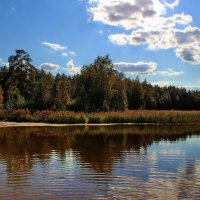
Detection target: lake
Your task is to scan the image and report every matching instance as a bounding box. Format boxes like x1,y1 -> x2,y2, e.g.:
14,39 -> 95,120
0,125 -> 200,199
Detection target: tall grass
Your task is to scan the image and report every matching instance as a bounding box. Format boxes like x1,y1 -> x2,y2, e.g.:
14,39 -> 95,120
88,110 -> 200,124
0,109 -> 200,124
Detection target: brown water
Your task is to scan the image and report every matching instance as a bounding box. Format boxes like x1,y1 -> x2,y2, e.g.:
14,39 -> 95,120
0,125 -> 200,200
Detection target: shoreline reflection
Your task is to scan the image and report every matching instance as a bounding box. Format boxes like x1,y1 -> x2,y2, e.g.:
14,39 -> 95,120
0,125 -> 200,199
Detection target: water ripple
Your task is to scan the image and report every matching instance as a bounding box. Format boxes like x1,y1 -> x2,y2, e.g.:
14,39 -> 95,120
0,127 -> 200,199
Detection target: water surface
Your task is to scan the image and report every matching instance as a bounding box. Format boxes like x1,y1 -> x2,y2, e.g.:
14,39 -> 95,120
0,125 -> 200,199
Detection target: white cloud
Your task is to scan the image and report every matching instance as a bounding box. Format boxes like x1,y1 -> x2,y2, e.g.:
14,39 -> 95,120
151,81 -> 174,87
164,0 -> 180,9
42,42 -> 77,58
181,84 -> 200,90
88,0 -> 200,65
176,46 -> 200,64
159,68 -> 184,76
151,81 -> 200,90
108,33 -> 128,45
88,0 -> 166,30
42,42 -> 67,51
88,0 -> 188,30
66,60 -> 81,74
40,63 -> 60,71
99,30 -> 103,34
109,26 -> 200,64
109,26 -> 200,49
0,58 -> 8,67
114,61 -> 157,75
142,13 -> 192,30
69,51 -> 76,56
61,52 -> 68,57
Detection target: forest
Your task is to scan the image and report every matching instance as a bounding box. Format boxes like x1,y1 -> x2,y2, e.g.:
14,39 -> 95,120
0,50 -> 200,112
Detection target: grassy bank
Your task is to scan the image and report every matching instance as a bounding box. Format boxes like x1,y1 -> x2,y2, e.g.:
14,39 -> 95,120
1,109 -> 200,125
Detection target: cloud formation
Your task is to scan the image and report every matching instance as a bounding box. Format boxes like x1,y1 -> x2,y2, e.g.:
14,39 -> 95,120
42,42 -> 67,51
159,68 -> 184,76
181,84 -> 200,90
88,0 -> 200,64
40,63 -> 60,71
164,0 -> 179,9
0,58 -> 3,65
151,81 -> 200,90
42,42 -> 76,59
176,46 -> 200,64
99,30 -> 103,34
114,61 -> 157,75
88,0 -> 190,30
0,58 -> 8,67
151,81 -> 174,87
62,52 -> 68,57
66,60 -> 81,74
88,0 -> 166,30
69,51 -> 76,56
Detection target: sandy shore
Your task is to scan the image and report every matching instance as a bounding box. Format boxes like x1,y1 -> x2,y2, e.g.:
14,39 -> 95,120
0,122 -> 70,128
1,121 -> 199,128
0,121 -> 140,128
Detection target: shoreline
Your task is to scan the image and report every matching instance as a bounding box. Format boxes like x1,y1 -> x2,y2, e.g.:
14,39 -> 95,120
1,110 -> 200,126
1,121 -> 200,128
0,121 -> 156,128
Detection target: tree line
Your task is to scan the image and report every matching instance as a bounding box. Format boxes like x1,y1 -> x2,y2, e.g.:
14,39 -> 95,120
0,50 -> 199,112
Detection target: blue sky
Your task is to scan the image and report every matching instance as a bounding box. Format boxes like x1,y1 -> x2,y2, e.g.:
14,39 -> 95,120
0,0 -> 200,90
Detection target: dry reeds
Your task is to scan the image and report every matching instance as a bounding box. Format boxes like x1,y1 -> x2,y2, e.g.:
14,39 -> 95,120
0,109 -> 200,124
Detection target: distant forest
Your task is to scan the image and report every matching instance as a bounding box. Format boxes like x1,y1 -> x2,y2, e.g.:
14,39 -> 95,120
0,50 -> 200,112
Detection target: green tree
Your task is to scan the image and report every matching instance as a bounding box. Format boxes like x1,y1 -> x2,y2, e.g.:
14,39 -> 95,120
111,81 -> 128,111
5,86 -> 25,110
74,55 -> 124,111
34,70 -> 54,110
74,85 -> 89,111
2,50 -> 37,108
52,74 -> 71,110
0,85 -> 4,109
126,77 -> 145,109
1,52 -> 200,112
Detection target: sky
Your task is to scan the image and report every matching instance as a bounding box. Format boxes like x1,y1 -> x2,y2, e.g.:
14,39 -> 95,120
0,0 -> 200,90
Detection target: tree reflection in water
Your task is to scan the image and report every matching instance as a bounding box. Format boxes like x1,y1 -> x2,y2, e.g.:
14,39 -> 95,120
0,125 -> 199,199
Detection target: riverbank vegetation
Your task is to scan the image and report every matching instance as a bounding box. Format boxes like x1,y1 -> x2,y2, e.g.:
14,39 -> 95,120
1,109 -> 200,124
0,50 -> 200,114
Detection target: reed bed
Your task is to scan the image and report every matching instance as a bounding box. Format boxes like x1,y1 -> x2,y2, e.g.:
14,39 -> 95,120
0,109 -> 200,124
